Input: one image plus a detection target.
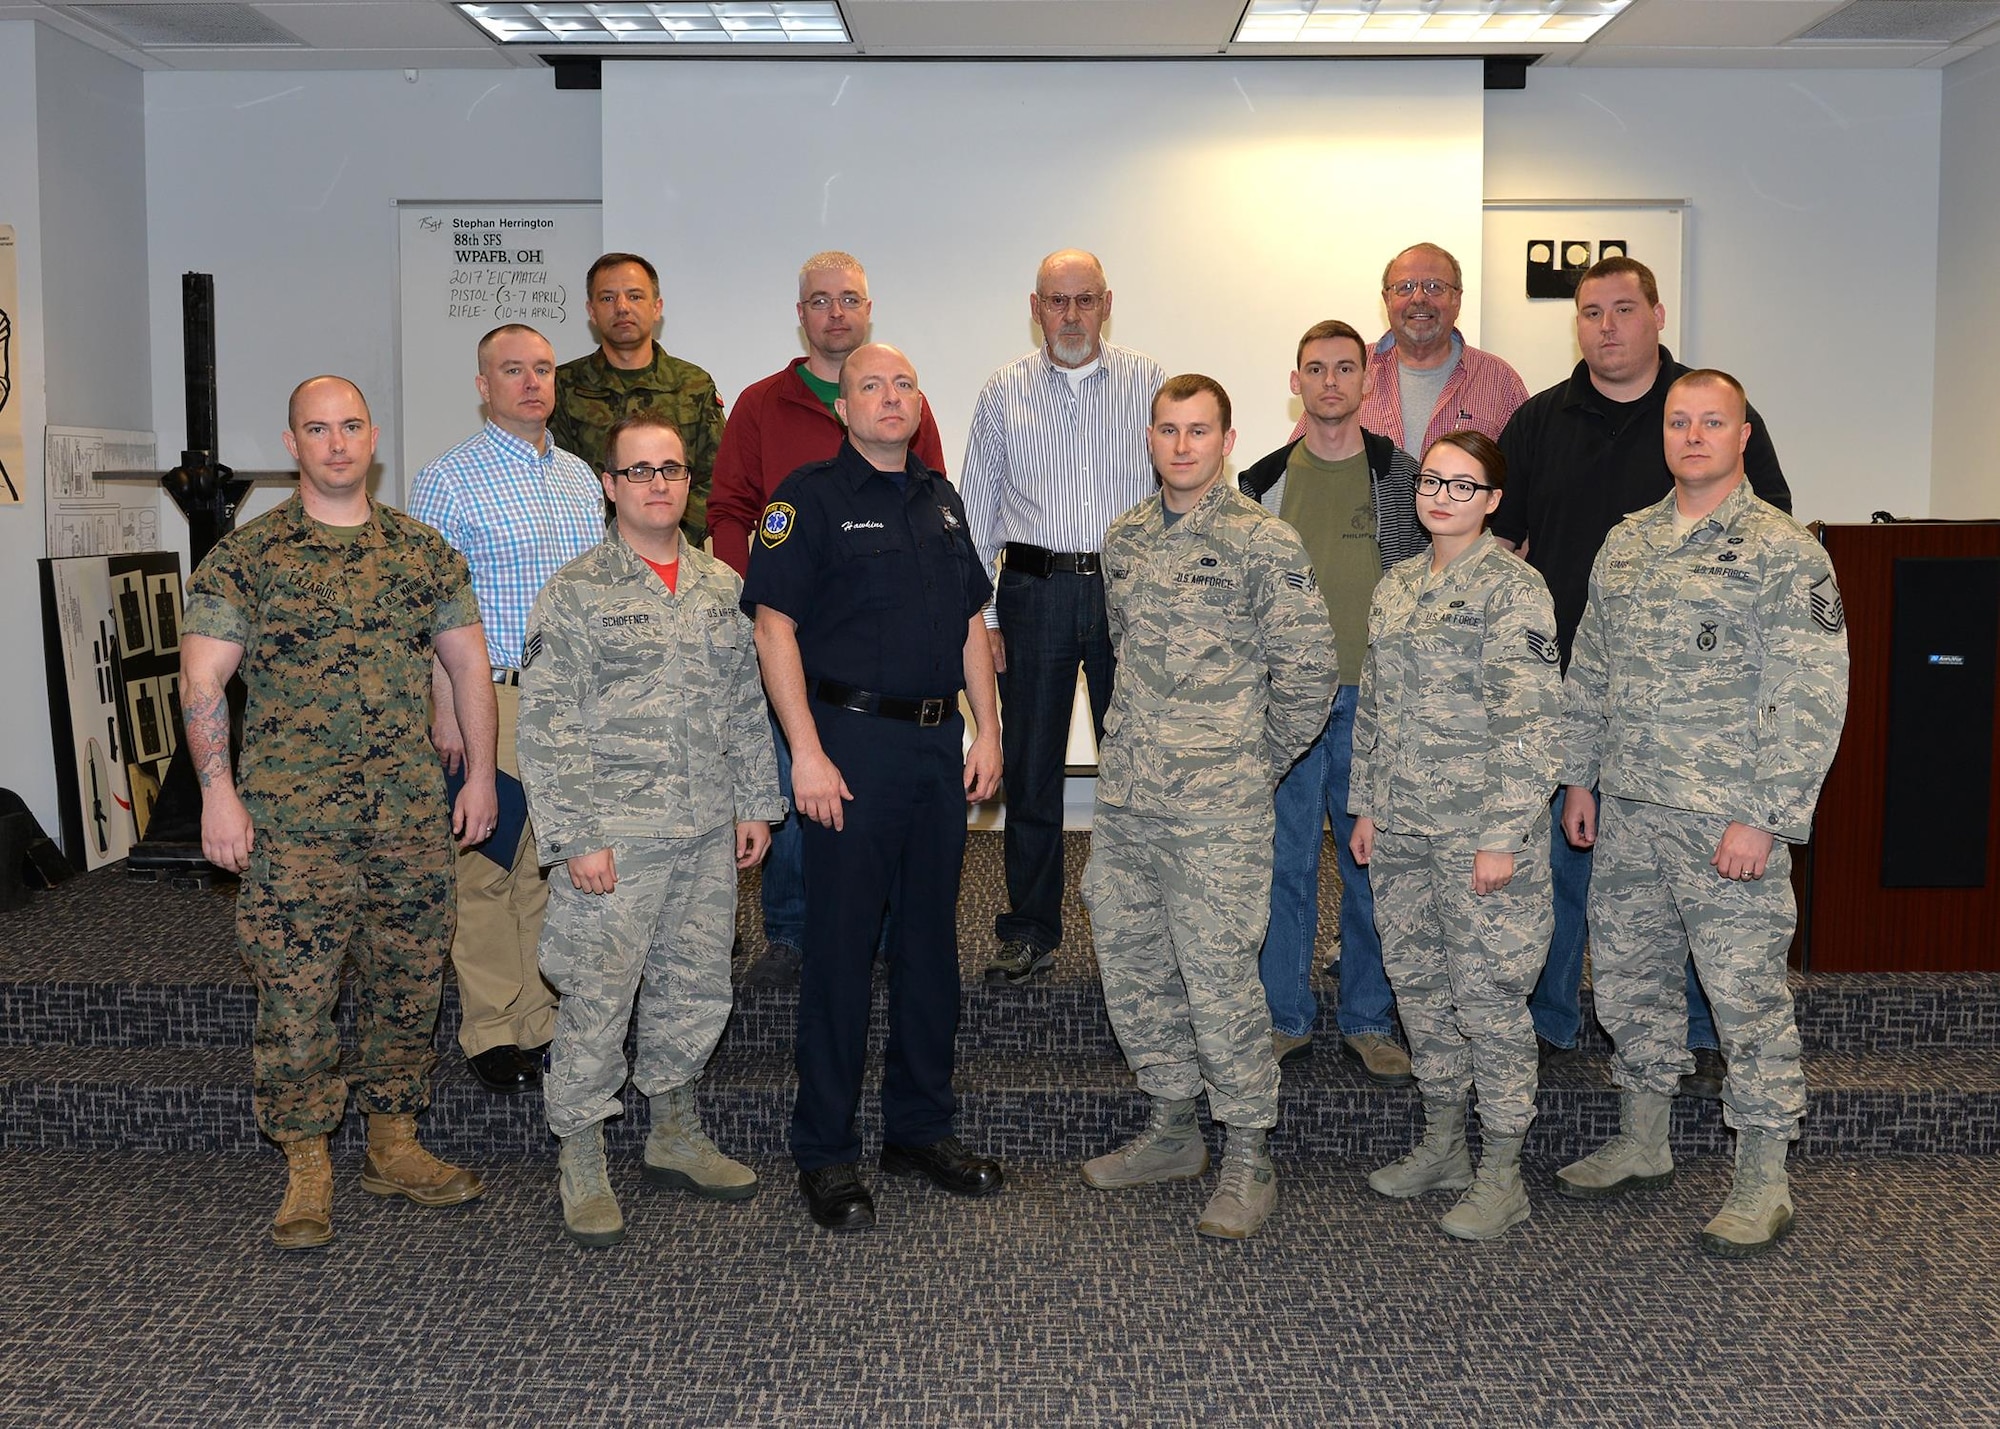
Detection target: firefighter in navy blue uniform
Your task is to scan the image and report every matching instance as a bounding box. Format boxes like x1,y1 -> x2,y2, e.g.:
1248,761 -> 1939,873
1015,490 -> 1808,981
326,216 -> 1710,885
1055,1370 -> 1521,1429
741,344 -> 1006,1233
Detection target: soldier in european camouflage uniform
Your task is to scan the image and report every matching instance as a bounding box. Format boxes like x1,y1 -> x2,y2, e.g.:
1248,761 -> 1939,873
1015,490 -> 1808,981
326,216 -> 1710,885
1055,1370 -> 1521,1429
1350,430 -> 1562,1241
1081,374 -> 1336,1241
518,412 -> 780,1247
1556,370 -> 1848,1258
551,251 -> 726,544
180,376 -> 494,1250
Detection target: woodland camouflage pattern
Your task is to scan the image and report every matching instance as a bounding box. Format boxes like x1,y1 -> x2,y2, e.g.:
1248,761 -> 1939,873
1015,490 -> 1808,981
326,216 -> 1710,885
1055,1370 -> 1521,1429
550,345 -> 726,540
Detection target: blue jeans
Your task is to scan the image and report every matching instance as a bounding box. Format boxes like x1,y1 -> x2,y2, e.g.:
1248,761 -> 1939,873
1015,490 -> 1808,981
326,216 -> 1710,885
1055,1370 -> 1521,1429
1258,686 -> 1393,1040
760,712 -> 807,950
1528,787 -> 1718,1052
994,567 -> 1115,952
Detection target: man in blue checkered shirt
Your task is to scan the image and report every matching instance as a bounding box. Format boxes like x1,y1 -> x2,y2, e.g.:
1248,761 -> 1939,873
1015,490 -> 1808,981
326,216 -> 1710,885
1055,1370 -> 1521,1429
409,323 -> 606,1096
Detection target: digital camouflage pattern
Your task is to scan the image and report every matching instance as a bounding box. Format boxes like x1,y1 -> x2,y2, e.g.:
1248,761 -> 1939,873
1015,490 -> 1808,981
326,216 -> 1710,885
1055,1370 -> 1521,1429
1369,823 -> 1552,1138
1085,482 -> 1336,1129
549,344 -> 727,541
239,829 -> 454,1138
515,526 -> 780,861
181,496 -> 480,833
1349,532 -> 1563,851
1560,480 -> 1849,843
1083,808 -> 1282,1128
1350,532 -> 1562,1139
516,527 -> 779,1139
1562,480 -> 1849,1139
1094,482 -> 1337,819
1590,796 -> 1806,1135
537,827 -> 738,1138
183,496 -> 478,1141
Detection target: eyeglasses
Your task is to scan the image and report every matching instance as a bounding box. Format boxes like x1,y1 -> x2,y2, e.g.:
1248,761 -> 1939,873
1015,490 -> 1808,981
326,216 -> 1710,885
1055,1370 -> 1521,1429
803,294 -> 867,313
1414,473 -> 1495,502
1037,292 -> 1102,313
610,462 -> 691,485
1386,279 -> 1462,300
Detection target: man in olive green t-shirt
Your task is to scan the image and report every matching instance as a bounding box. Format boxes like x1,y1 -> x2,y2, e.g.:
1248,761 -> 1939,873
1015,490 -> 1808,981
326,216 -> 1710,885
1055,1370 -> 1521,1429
1234,319 -> 1429,1079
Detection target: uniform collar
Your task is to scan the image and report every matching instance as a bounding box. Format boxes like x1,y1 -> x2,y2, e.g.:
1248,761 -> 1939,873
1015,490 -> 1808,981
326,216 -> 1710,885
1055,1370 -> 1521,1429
581,342 -> 668,382
279,493 -> 391,548
1155,478 -> 1231,534
832,438 -> 930,492
602,518 -> 698,586
1638,474 -> 1757,550
1422,530 -> 1498,589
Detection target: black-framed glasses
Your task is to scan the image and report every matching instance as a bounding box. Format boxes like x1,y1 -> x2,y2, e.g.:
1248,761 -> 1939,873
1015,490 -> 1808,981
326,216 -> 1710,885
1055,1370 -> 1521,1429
803,294 -> 867,313
1037,292 -> 1102,313
1386,279 -> 1461,299
1414,472 -> 1494,502
610,462 -> 691,485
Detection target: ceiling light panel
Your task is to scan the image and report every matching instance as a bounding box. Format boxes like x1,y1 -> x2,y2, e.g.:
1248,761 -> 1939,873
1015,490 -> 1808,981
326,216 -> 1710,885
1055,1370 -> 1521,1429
1234,0 -> 1632,45
458,2 -> 850,45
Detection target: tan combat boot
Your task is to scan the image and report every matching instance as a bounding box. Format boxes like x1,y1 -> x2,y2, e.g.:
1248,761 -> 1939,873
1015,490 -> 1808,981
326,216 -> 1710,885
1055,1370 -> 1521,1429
1700,1129 -> 1794,1258
1557,1090 -> 1675,1199
360,1113 -> 486,1206
559,1124 -> 625,1247
1082,1097 -> 1210,1189
1196,1126 -> 1278,1240
1368,1098 -> 1475,1198
1440,1133 -> 1531,1241
643,1083 -> 758,1201
271,1135 -> 334,1249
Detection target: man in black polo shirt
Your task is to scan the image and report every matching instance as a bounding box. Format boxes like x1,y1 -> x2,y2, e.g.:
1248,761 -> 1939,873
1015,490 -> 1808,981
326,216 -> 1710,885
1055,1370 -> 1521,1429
1493,255 -> 1791,1093
742,343 -> 1006,1233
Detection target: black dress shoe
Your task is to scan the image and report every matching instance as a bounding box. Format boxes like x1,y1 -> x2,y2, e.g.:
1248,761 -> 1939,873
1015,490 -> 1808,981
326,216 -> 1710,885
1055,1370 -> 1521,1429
467,1045 -> 534,1095
879,1136 -> 1005,1198
1679,1046 -> 1727,1100
517,1043 -> 550,1083
799,1164 -> 875,1231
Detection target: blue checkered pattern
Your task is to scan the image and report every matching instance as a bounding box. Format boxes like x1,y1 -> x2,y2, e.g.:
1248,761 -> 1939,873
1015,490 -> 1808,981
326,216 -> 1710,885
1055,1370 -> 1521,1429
407,421 -> 605,668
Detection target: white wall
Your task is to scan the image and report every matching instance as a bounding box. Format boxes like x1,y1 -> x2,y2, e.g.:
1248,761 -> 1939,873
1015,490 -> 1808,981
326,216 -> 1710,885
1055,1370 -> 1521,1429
0,22 -> 53,828
0,24 -> 151,834
1484,68 -> 1941,526
603,59 -> 1488,466
1933,46 -> 2000,521
143,68 -> 603,523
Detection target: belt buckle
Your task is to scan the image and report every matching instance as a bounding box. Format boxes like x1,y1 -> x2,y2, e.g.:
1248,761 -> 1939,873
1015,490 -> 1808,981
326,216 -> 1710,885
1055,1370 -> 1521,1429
918,698 -> 946,727
1074,553 -> 1101,576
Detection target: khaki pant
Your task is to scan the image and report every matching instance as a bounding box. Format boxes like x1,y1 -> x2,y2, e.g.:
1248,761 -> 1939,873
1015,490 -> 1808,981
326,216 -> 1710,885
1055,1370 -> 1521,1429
452,680 -> 558,1055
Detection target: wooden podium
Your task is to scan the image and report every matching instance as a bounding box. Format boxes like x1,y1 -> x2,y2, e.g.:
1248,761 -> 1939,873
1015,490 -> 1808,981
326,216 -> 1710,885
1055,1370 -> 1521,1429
1795,521 -> 2000,971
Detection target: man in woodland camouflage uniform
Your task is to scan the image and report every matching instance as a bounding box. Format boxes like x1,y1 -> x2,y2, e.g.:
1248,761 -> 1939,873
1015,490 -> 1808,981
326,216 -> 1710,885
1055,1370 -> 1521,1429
1080,373 -> 1336,1241
1555,369 -> 1848,1257
181,375 -> 493,1249
518,412 -> 779,1247
551,251 -> 726,544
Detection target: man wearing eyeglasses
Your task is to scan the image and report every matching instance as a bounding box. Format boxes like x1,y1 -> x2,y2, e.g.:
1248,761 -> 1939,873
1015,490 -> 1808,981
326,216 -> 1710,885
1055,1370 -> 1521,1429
1238,320 -> 1429,1083
410,324 -> 607,1097
1362,244 -> 1528,460
961,249 -> 1166,990
1494,256 -> 1792,1092
708,252 -> 949,987
518,412 -> 780,1247
551,251 -> 726,546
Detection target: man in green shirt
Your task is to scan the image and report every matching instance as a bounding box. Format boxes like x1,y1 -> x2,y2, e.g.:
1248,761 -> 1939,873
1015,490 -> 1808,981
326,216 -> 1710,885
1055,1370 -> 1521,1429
551,251 -> 726,545
1237,319 -> 1429,1080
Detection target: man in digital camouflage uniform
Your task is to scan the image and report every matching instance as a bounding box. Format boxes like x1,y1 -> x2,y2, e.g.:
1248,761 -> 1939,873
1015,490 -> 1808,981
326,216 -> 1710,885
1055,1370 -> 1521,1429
1081,373 -> 1336,1241
1556,369 -> 1848,1257
551,251 -> 726,545
518,412 -> 780,1247
181,375 -> 495,1250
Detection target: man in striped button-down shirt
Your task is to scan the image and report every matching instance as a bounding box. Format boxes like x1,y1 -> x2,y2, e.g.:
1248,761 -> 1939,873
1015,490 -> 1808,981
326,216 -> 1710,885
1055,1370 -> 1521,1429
409,324 -> 607,1097
961,250 -> 1165,988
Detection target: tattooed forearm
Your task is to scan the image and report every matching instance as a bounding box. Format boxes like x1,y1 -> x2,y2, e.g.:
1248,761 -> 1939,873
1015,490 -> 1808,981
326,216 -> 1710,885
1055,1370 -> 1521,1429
182,678 -> 235,792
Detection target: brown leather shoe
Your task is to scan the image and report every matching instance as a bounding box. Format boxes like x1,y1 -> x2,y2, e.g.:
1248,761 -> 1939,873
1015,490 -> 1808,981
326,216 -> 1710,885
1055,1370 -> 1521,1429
360,1113 -> 486,1207
1343,1032 -> 1415,1086
272,1135 -> 334,1250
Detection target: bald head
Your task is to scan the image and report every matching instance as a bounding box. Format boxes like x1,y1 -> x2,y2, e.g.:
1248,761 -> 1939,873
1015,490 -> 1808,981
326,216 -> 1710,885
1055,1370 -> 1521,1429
287,375 -> 369,432
1032,249 -> 1113,368
1036,248 -> 1107,293
837,343 -> 917,403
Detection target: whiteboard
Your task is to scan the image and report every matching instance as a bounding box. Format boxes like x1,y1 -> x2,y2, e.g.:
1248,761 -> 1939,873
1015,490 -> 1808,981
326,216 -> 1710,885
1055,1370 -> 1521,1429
394,201 -> 603,503
1480,202 -> 1685,396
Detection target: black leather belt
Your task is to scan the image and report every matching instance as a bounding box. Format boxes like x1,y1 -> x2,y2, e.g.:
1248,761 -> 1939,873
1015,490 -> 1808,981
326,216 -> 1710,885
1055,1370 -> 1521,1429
1005,542 -> 1101,578
811,679 -> 954,727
